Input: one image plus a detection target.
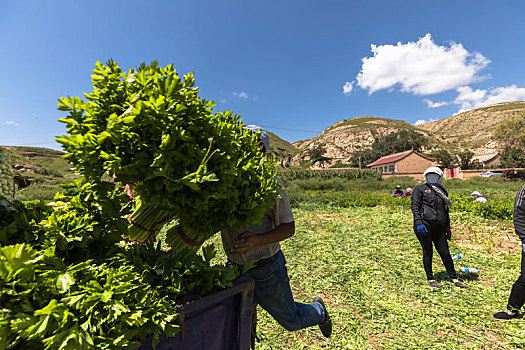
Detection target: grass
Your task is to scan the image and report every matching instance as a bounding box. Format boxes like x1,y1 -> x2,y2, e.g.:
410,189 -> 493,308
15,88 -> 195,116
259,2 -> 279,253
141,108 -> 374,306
13,161 -> 525,348
5,146 -> 79,201
284,175 -> 522,199
203,180 -> 525,349
16,170 -> 79,201
253,207 -> 522,349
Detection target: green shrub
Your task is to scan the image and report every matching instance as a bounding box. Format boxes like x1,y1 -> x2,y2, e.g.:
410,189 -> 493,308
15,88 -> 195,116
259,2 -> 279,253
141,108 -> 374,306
285,181 -> 514,221
450,194 -> 513,221
18,185 -> 63,201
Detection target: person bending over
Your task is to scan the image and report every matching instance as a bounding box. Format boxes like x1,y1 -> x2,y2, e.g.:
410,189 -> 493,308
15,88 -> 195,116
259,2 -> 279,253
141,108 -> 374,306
470,191 -> 487,203
392,185 -> 404,198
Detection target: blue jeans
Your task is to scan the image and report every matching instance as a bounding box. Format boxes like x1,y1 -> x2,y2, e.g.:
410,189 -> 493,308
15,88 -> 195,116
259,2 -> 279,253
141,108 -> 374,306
246,250 -> 325,331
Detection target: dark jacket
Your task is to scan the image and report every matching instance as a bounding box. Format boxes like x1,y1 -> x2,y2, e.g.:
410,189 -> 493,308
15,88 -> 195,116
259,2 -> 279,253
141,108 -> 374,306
514,185 -> 525,243
411,183 -> 450,228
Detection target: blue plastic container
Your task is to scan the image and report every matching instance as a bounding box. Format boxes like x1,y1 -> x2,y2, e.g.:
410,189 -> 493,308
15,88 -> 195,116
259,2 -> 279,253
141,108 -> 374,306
140,275 -> 255,350
460,267 -> 480,273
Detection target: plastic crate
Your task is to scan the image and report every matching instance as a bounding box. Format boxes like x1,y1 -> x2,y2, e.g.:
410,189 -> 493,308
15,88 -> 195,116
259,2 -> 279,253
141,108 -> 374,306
140,274 -> 255,350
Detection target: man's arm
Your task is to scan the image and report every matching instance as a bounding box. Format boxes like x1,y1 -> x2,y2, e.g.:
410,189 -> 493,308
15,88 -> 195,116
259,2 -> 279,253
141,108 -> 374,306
227,221 -> 295,255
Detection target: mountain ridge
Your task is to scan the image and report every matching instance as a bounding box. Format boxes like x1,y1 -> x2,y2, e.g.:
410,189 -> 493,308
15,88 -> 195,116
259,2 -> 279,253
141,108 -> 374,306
288,101 -> 525,167
3,101 -> 525,169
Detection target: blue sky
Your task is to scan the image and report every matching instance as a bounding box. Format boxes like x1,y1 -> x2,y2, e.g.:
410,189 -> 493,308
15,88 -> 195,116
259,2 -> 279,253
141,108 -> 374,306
1,1 -> 525,150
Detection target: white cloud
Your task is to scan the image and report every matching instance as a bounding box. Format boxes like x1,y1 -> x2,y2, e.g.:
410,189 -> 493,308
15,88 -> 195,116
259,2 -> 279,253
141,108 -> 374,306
423,98 -> 450,108
454,85 -> 525,113
356,33 -> 490,95
5,121 -> 20,127
233,91 -> 248,99
342,81 -> 353,95
414,118 -> 438,126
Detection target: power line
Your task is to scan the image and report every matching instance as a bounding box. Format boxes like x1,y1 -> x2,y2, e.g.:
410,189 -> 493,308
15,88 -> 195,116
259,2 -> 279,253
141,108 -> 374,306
259,124 -> 322,134
3,126 -> 321,148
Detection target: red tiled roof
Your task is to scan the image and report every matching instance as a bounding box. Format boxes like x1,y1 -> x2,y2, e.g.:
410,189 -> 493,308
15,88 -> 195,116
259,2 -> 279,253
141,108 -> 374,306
367,150 -> 425,167
367,150 -> 434,167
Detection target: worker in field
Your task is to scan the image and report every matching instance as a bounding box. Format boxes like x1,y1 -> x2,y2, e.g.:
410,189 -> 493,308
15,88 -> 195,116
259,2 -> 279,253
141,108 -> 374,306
392,185 -> 404,198
221,125 -> 332,339
404,187 -> 413,198
411,167 -> 469,290
493,185 -> 525,320
470,191 -> 487,203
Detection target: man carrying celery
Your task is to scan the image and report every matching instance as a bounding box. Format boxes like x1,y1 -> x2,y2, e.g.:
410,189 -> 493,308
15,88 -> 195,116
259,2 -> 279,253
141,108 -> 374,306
221,125 -> 332,339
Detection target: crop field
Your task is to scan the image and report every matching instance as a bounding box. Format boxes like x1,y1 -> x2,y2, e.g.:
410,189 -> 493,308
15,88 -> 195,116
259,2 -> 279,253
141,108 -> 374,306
6,162 -> 525,349
206,177 -> 525,349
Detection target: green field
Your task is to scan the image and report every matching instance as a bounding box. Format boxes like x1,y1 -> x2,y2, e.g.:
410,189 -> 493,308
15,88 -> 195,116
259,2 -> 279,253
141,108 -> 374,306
11,168 -> 525,349
203,177 -> 525,349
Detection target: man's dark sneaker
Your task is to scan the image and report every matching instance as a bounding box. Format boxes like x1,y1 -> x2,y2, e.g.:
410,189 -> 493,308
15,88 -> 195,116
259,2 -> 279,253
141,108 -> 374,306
427,280 -> 441,289
493,311 -> 519,320
313,296 -> 332,338
453,281 -> 470,289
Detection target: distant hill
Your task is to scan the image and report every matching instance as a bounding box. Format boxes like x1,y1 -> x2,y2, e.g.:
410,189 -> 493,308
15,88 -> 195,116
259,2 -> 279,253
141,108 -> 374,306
416,101 -> 525,153
4,101 -> 525,172
2,146 -> 66,158
1,145 -> 75,201
290,102 -> 525,168
267,132 -> 300,166
292,116 -> 433,167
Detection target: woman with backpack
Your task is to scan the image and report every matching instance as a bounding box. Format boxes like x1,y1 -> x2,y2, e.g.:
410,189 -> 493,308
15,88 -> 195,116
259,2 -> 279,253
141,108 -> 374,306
411,167 -> 469,290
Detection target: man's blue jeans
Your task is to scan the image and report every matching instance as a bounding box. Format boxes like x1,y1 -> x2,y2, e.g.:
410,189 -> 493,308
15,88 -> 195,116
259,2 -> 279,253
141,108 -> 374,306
246,250 -> 325,331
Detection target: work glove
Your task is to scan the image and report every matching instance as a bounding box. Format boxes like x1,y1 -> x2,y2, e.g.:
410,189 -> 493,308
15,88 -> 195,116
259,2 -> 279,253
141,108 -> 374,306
416,224 -> 428,236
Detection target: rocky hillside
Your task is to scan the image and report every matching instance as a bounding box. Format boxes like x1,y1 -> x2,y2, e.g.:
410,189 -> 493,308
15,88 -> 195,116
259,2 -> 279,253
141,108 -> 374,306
291,117 -> 432,167
417,101 -> 525,154
291,102 -> 525,168
0,146 -> 76,200
2,146 -> 67,175
2,146 -> 65,159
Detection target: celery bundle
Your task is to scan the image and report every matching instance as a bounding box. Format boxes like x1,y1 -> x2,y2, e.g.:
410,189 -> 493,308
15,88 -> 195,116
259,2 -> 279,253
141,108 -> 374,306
57,61 -> 278,250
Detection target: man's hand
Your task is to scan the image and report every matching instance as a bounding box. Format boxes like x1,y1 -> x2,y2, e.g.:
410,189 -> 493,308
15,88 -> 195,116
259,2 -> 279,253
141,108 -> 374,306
446,227 -> 452,241
228,231 -> 260,254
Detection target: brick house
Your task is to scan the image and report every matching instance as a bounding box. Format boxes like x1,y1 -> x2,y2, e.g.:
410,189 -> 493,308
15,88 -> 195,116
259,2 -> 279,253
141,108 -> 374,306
366,150 -> 434,173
